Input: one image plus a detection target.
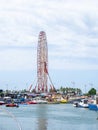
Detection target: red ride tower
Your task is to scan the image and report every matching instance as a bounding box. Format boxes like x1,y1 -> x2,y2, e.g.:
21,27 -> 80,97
36,31 -> 48,93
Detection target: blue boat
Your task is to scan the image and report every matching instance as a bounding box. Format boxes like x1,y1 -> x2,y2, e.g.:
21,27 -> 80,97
89,104 -> 98,111
88,93 -> 98,111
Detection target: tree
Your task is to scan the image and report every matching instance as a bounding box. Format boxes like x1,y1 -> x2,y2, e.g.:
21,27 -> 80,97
0,89 -> 3,93
0,89 -> 4,97
88,88 -> 96,95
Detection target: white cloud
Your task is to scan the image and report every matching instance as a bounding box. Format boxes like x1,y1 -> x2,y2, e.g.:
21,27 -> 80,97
0,0 -> 98,71
0,48 -> 36,71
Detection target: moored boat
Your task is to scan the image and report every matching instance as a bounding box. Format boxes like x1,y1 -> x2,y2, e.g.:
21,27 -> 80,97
88,93 -> 98,111
6,103 -> 19,107
36,99 -> 48,104
89,104 -> 98,111
32,97 -> 48,104
73,99 -> 88,108
0,101 -> 5,105
27,100 -> 37,104
73,101 -> 79,107
60,98 -> 68,103
48,101 -> 60,104
78,99 -> 89,108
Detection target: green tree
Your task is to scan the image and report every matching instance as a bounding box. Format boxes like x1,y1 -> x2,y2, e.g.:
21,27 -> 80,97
88,88 -> 96,95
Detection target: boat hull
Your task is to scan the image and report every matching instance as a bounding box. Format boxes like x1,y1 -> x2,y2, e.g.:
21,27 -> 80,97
73,99 -> 89,108
0,101 -> 5,105
89,104 -> 98,111
6,103 -> 19,107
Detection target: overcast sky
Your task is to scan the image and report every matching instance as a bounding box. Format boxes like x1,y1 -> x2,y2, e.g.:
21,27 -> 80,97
0,0 -> 98,92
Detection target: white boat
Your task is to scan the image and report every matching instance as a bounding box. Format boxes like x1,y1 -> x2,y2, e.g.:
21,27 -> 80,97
0,101 -> 5,105
73,101 -> 79,107
73,99 -> 88,108
33,97 -> 48,104
36,99 -> 47,104
78,99 -> 89,108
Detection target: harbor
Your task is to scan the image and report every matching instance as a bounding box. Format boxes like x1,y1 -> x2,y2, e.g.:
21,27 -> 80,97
0,1 -> 98,130
0,90 -> 98,130
0,29 -> 98,129
0,103 -> 98,130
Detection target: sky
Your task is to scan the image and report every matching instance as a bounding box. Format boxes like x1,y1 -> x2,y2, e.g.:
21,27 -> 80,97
0,0 -> 98,92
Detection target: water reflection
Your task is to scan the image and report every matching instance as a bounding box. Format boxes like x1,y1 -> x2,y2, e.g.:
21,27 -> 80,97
36,104 -> 48,130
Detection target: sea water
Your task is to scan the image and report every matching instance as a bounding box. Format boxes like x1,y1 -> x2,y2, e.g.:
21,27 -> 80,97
0,104 -> 98,130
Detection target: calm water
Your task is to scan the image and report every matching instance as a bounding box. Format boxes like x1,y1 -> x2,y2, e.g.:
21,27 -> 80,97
0,104 -> 98,130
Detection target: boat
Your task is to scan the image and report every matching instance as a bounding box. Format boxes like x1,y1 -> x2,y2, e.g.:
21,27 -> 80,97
47,97 -> 60,104
79,99 -> 88,108
73,99 -> 88,108
6,103 -> 19,107
27,100 -> 37,104
73,101 -> 80,107
88,93 -> 98,111
48,101 -> 60,104
0,101 -> 5,105
33,97 -> 48,104
51,96 -> 67,104
89,104 -> 98,111
36,99 -> 48,104
60,97 -> 68,103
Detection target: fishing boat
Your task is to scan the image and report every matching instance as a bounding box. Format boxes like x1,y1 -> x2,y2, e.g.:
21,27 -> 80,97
6,103 -> 19,107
